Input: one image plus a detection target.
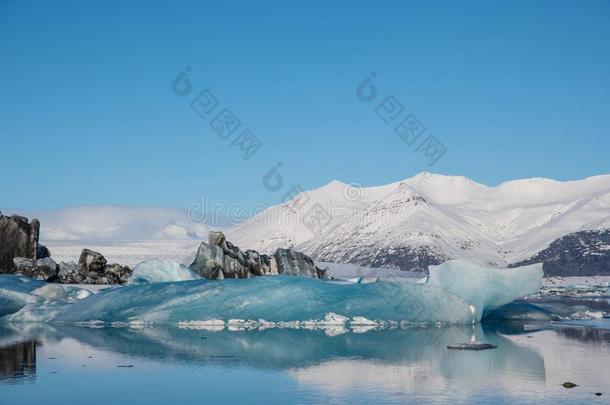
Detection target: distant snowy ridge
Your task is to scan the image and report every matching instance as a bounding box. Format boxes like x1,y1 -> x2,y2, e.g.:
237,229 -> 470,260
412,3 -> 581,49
12,205 -> 207,241
227,172 -> 610,273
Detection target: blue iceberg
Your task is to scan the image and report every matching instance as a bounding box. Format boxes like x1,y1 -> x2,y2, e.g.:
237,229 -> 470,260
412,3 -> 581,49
0,260 -> 542,326
128,259 -> 201,285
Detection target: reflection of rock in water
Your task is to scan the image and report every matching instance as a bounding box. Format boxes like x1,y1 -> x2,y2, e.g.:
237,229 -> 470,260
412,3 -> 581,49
0,340 -> 36,381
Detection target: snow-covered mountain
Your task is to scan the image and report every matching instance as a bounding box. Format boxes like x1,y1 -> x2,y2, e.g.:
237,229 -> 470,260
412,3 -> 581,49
227,173 -> 610,272
5,173 -> 609,275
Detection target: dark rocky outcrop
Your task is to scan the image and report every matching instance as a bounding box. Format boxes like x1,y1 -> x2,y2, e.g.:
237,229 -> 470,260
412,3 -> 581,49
104,263 -> 131,285
78,249 -> 108,279
275,248 -> 318,278
1,213 -> 130,284
36,245 -> 51,260
0,212 -> 45,273
10,249 -> 131,284
190,231 -> 327,280
511,229 -> 610,276
12,257 -> 58,281
190,242 -> 225,279
57,261 -> 83,284
74,249 -> 131,284
33,257 -> 59,280
11,258 -> 37,278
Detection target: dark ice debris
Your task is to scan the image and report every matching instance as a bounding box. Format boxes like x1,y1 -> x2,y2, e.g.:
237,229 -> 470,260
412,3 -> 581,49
447,343 -> 497,350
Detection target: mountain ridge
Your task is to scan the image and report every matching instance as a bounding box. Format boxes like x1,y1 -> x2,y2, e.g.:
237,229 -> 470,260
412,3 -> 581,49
227,172 -> 610,274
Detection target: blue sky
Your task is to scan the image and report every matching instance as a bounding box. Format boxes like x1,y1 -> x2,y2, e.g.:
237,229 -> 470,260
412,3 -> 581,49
1,0 -> 609,210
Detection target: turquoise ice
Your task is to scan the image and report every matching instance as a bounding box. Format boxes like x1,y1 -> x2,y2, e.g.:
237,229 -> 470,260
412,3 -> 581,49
0,260 -> 542,325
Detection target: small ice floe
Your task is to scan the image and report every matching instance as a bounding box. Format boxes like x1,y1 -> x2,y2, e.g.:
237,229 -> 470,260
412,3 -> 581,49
276,320 -> 301,329
319,325 -> 347,336
351,325 -> 376,334
75,289 -> 92,300
257,319 -> 276,330
177,319 -> 225,331
399,320 -> 413,329
316,312 -> 349,326
378,320 -> 399,329
74,320 -> 106,328
227,319 -> 258,331
300,320 -> 317,330
446,342 -> 497,351
327,277 -> 366,285
569,310 -> 606,320
295,313 -> 348,335
350,316 -> 378,333
350,316 -> 378,326
127,319 -> 148,329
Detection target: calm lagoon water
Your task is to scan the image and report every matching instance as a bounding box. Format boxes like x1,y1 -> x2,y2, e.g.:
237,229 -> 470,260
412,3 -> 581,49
1,321 -> 609,404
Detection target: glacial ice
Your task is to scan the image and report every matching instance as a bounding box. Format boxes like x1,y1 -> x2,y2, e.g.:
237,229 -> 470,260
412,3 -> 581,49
0,260 -> 543,326
0,274 -> 100,321
426,260 -> 543,318
128,259 -> 201,284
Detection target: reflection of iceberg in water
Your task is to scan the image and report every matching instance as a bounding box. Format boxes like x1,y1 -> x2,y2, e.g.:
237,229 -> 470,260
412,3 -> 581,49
0,323 -> 543,372
2,322 -> 608,402
0,260 -> 543,325
0,322 -> 548,396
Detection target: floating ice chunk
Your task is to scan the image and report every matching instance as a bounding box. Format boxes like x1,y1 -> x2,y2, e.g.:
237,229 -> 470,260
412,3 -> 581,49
320,325 -> 347,336
351,325 -> 377,334
1,260 -> 543,326
227,319 -> 258,331
178,319 -> 225,331
76,289 -> 92,300
447,342 -> 497,350
350,316 -> 378,326
300,322 -> 317,330
277,320 -> 301,329
258,319 -> 276,330
350,316 -> 379,333
317,313 -> 349,326
74,320 -> 106,328
569,310 -> 605,320
128,259 -> 201,284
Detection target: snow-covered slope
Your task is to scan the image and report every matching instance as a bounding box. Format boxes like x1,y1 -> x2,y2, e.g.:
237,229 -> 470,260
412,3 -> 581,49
228,173 -> 610,271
